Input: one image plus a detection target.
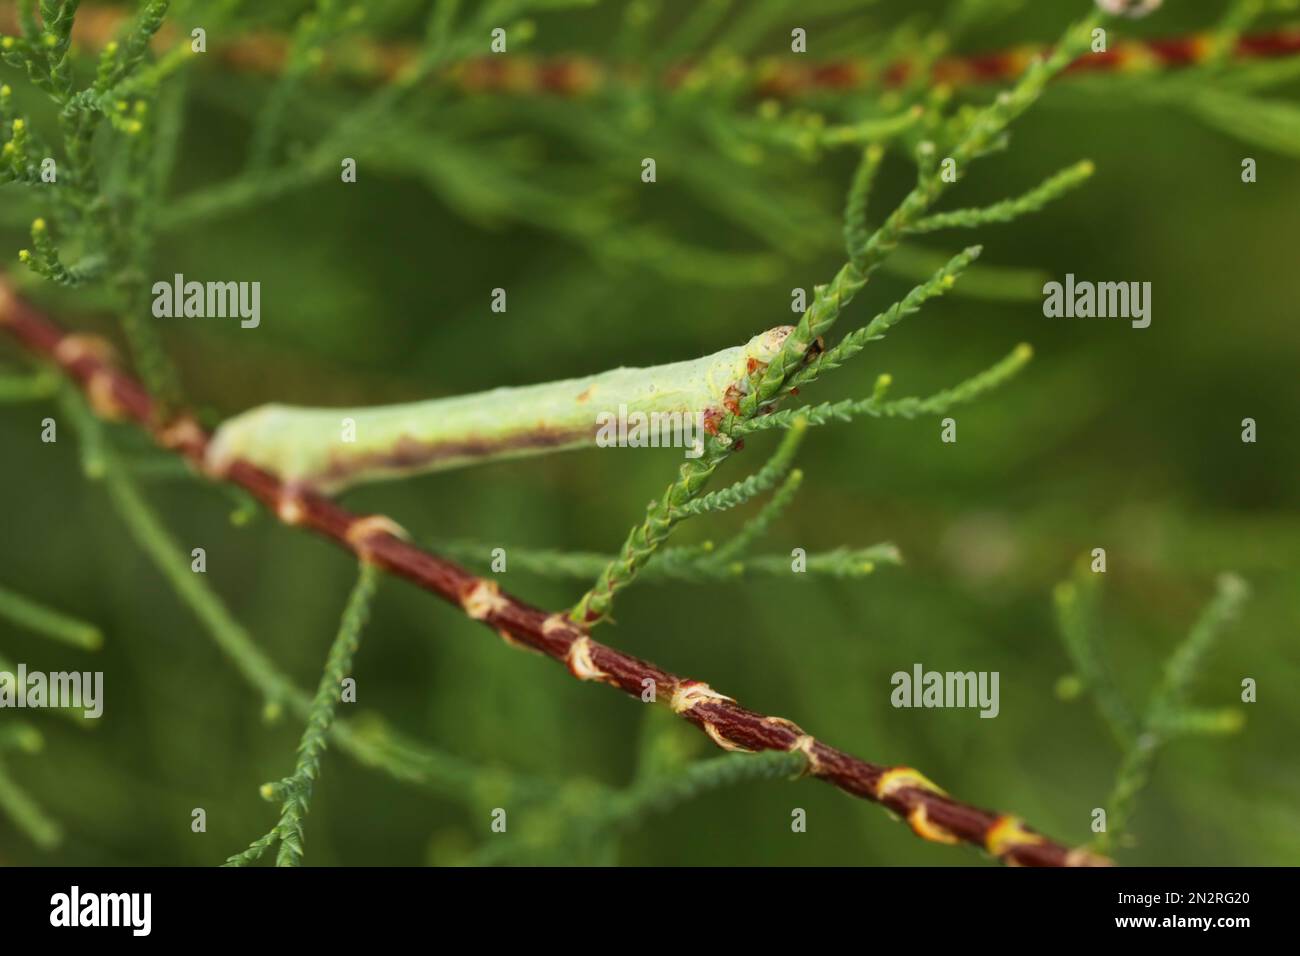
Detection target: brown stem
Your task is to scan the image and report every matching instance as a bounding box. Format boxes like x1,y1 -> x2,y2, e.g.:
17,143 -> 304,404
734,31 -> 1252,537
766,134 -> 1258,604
0,277 -> 1107,867
2,3 -> 1298,97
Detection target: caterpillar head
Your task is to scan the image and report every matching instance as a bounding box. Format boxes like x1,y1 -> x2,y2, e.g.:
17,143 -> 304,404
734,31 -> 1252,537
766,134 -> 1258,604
749,325 -> 824,365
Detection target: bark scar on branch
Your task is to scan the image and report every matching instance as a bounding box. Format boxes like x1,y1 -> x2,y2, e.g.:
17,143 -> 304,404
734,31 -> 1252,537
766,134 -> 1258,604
0,277 -> 1109,868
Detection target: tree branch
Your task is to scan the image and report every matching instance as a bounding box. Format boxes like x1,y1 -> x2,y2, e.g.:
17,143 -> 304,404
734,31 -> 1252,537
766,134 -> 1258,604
3,3 -> 1296,96
0,276 -> 1107,867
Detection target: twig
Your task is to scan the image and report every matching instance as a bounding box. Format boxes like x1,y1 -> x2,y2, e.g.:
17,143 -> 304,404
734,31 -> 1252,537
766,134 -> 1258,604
0,584 -> 102,649
1095,573 -> 1249,851
0,755 -> 62,849
44,374 -> 547,807
226,563 -> 380,868
4,3 -> 1297,96
0,722 -> 62,849
0,277 -> 1106,867
1051,562 -> 1248,854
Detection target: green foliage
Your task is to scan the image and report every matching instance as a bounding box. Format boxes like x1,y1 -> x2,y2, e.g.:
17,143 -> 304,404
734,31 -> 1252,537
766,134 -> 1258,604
226,562 -> 380,867
0,367 -> 58,401
53,387 -> 534,813
0,739 -> 63,849
0,552 -> 102,846
457,733 -> 808,866
787,245 -> 984,391
3,0 -> 183,406
1183,88 -> 1300,159
606,750 -> 807,830
570,10 -> 1101,626
0,583 -> 101,649
907,160 -> 1095,234
1,0 -> 1294,866
674,418 -> 807,518
743,343 -> 1034,433
433,537 -> 901,582
1053,563 -> 1249,853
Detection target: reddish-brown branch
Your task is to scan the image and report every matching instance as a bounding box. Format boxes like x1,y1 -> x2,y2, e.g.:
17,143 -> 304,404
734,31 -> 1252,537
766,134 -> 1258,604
0,277 -> 1106,867
2,3 -> 1298,98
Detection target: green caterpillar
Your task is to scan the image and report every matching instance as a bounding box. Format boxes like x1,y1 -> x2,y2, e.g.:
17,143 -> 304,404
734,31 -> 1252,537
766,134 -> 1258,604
205,326 -> 795,494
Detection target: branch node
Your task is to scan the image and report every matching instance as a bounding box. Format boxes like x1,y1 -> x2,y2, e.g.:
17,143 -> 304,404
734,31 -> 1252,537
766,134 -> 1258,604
907,804 -> 959,845
876,766 -> 947,800
157,416 -> 207,457
54,333 -> 117,367
670,680 -> 732,715
459,578 -> 507,621
542,612 -> 579,638
276,491 -> 308,526
85,370 -> 128,420
344,514 -> 409,562
565,635 -> 614,684
1064,847 -> 1113,868
704,723 -> 754,753
786,733 -> 822,776
984,815 -> 1045,862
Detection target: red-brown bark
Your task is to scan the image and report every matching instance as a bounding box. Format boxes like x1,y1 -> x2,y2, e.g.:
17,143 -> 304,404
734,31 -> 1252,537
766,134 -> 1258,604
0,278 -> 1107,867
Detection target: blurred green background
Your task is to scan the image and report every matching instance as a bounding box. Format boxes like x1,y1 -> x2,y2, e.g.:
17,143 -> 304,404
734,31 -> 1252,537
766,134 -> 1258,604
1,0 -> 1298,865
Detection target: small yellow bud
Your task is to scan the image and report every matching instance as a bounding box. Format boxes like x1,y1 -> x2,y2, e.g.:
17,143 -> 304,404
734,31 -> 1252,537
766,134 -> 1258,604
32,218 -> 46,233
105,41 -> 119,55
259,783 -> 275,800
18,249 -> 31,262
124,119 -> 143,134
1014,342 -> 1034,362
1079,159 -> 1096,176
1055,675 -> 1084,701
115,100 -> 128,112
859,562 -> 875,574
12,118 -> 24,133
42,33 -> 57,48
2,143 -> 14,157
2,38 -> 15,51
0,84 -> 11,97
873,373 -> 893,402
942,274 -> 956,288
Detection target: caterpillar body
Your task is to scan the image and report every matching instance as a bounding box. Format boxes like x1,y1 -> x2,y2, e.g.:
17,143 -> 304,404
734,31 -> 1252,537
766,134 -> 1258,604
205,326 -> 796,495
